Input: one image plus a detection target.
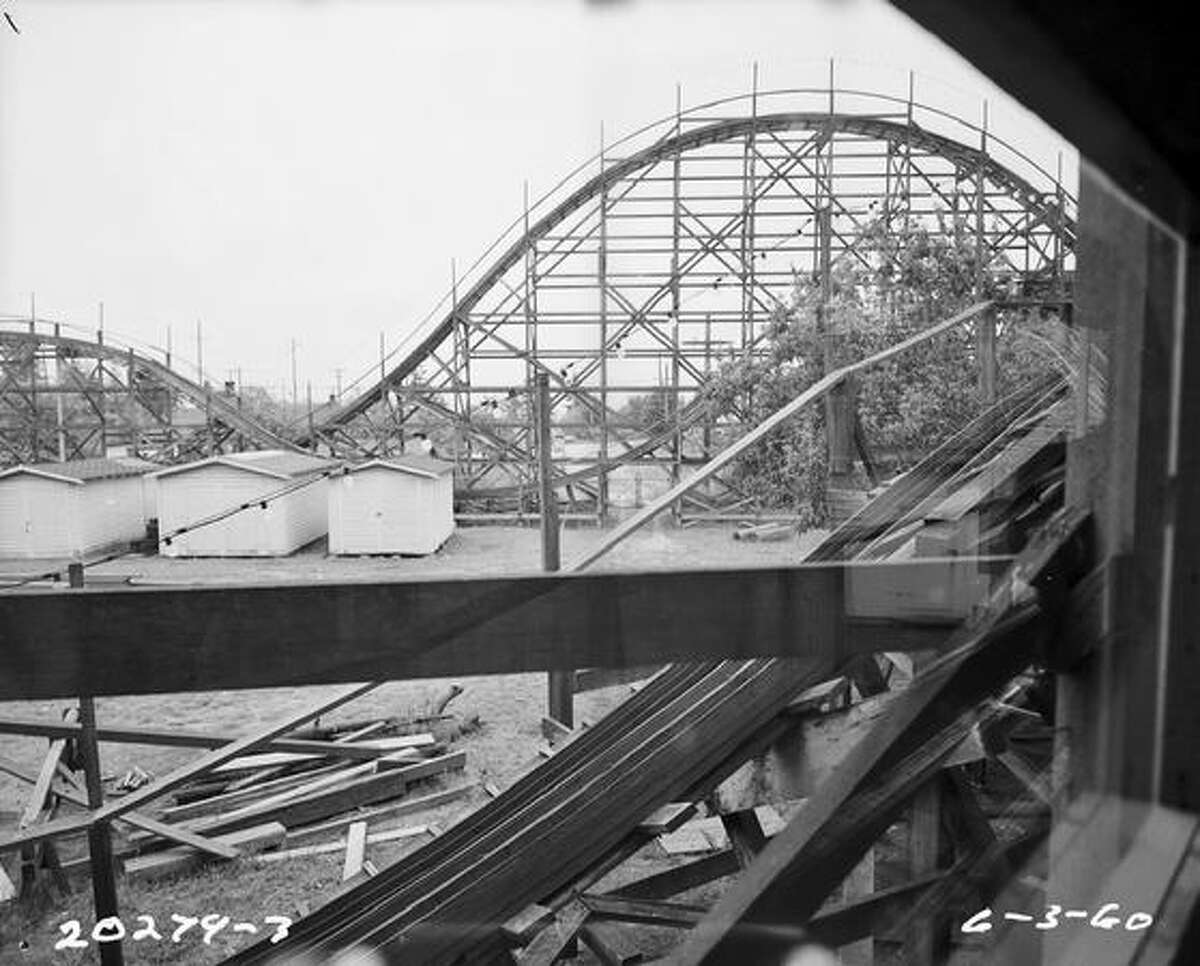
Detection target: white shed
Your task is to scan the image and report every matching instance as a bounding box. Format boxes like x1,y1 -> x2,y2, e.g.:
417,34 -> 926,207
153,450 -> 338,557
0,457 -> 156,560
328,455 -> 455,556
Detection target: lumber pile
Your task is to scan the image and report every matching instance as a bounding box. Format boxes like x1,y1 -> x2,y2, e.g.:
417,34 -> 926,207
108,716 -> 472,883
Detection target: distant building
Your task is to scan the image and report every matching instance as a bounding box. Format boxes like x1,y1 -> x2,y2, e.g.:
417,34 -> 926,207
328,455 -> 455,556
0,457 -> 156,559
152,450 -> 338,557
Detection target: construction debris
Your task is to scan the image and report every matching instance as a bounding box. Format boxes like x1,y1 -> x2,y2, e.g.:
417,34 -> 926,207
44,710 -> 481,889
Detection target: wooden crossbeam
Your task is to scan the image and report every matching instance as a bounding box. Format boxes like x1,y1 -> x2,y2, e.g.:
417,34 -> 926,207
0,720 -> 425,760
608,851 -> 740,902
584,893 -> 706,928
0,557 -> 1007,701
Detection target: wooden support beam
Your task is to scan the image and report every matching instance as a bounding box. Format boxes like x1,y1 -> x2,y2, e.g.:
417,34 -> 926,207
608,851 -> 740,902
537,372 -> 574,730
77,693 -> 123,966
17,711 -> 74,901
840,850 -> 875,966
720,810 -> 767,869
905,781 -> 944,962
805,871 -> 946,949
584,893 -> 706,928
0,557 -> 1005,701
518,900 -> 590,965
123,822 -> 285,883
342,821 -> 368,882
0,720 -> 415,761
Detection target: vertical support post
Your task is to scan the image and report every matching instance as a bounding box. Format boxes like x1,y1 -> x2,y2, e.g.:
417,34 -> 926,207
840,850 -> 876,966
453,258 -> 471,480
975,102 -> 997,405
904,72 -> 916,234
523,181 -> 538,386
96,306 -> 107,457
703,313 -> 713,459
54,324 -> 66,462
597,122 -> 610,524
28,293 -> 39,460
670,84 -> 684,520
1053,151 -> 1067,302
906,781 -> 943,964
741,66 -> 759,355
290,337 -> 298,410
69,564 -> 124,966
524,184 -> 540,497
306,381 -> 314,445
379,332 -> 394,457
126,347 -> 137,456
538,373 -> 572,726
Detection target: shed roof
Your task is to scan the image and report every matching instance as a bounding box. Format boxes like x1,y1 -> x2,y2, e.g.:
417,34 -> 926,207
345,455 -> 455,479
0,456 -> 157,486
151,450 -> 340,482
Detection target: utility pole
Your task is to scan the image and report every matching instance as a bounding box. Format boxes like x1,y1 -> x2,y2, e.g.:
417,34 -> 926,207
306,381 -> 315,443
291,338 -> 299,411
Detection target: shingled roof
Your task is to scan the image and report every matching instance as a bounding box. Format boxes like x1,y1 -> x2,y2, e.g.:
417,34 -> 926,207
0,456 -> 157,485
150,450 -> 340,481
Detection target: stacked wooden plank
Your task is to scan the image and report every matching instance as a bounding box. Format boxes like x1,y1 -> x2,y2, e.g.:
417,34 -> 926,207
108,718 -> 470,883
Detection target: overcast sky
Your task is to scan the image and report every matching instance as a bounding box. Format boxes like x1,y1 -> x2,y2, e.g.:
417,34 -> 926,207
0,0 -> 1076,400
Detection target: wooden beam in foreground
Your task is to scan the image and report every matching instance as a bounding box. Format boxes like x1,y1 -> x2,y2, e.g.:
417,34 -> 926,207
0,556 -> 1007,701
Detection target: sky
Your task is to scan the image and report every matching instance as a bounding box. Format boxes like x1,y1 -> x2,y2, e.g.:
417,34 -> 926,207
0,0 -> 1077,401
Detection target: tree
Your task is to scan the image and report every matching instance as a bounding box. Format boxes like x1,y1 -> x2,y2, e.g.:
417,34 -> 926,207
621,389 -> 673,436
702,211 -> 1060,526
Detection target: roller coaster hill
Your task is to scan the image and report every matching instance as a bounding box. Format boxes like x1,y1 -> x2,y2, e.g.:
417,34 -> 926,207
0,86 -> 1074,521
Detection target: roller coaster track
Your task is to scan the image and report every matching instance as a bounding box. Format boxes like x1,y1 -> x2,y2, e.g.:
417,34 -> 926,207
301,89 -> 1076,509
0,323 -> 299,463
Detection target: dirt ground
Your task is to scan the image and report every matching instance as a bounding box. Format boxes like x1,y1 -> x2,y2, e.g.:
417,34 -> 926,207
0,523 -> 827,963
